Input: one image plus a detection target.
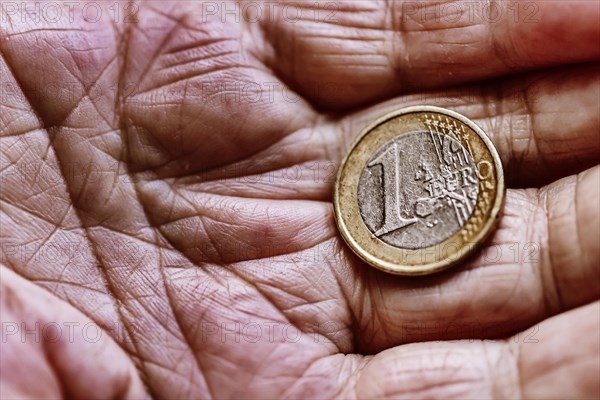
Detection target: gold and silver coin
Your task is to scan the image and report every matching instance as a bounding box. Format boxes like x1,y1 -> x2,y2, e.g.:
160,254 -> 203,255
334,106 -> 505,276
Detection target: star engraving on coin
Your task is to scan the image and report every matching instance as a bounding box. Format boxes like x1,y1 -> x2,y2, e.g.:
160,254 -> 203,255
334,106 -> 505,275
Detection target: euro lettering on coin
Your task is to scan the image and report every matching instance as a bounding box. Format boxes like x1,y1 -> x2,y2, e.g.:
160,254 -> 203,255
334,106 -> 505,275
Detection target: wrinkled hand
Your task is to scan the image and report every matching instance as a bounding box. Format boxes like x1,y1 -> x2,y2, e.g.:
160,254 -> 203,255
1,1 -> 599,398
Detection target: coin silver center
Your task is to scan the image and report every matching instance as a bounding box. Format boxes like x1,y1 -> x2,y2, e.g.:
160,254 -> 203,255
357,130 -> 480,249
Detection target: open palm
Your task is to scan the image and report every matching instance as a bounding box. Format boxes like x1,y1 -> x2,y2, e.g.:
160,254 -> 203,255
1,1 -> 599,398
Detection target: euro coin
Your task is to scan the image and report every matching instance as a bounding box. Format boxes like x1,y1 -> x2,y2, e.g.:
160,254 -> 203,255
334,106 -> 505,276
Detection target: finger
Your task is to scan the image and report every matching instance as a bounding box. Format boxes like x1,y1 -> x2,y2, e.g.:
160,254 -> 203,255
0,267 -> 148,399
344,301 -> 599,399
188,63 -> 600,201
262,0 -> 600,109
336,165 -> 600,353
338,63 -> 600,188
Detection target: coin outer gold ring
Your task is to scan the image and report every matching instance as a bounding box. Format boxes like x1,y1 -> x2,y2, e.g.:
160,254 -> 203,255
334,106 -> 506,276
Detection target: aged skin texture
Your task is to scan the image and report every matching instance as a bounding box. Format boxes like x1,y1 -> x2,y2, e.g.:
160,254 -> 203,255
1,1 -> 599,399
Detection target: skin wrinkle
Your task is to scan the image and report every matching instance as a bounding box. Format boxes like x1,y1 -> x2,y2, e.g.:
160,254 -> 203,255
240,260 -> 355,346
150,194 -> 335,264
33,279 -> 108,297
347,354 -> 374,398
506,340 -> 524,399
479,341 -> 497,395
369,272 -> 392,348
56,49 -> 119,128
249,269 -> 351,347
167,185 -> 228,263
124,124 -> 193,175
325,248 -> 359,353
135,64 -> 264,97
515,85 -> 538,167
366,357 -> 481,398
573,172 -> 587,270
248,19 -> 321,133
543,183 -> 567,313
519,82 -> 546,175
506,191 -> 540,313
276,353 -> 336,399
231,265 -> 337,343
186,177 -> 329,202
531,188 -> 560,316
112,3 -> 201,394
0,42 -> 130,351
0,200 -> 61,243
488,0 -> 515,70
387,0 -> 408,88
159,265 -> 213,398
132,9 -> 186,92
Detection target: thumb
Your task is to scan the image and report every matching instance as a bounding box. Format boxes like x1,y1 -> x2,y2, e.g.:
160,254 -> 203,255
0,266 -> 148,399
